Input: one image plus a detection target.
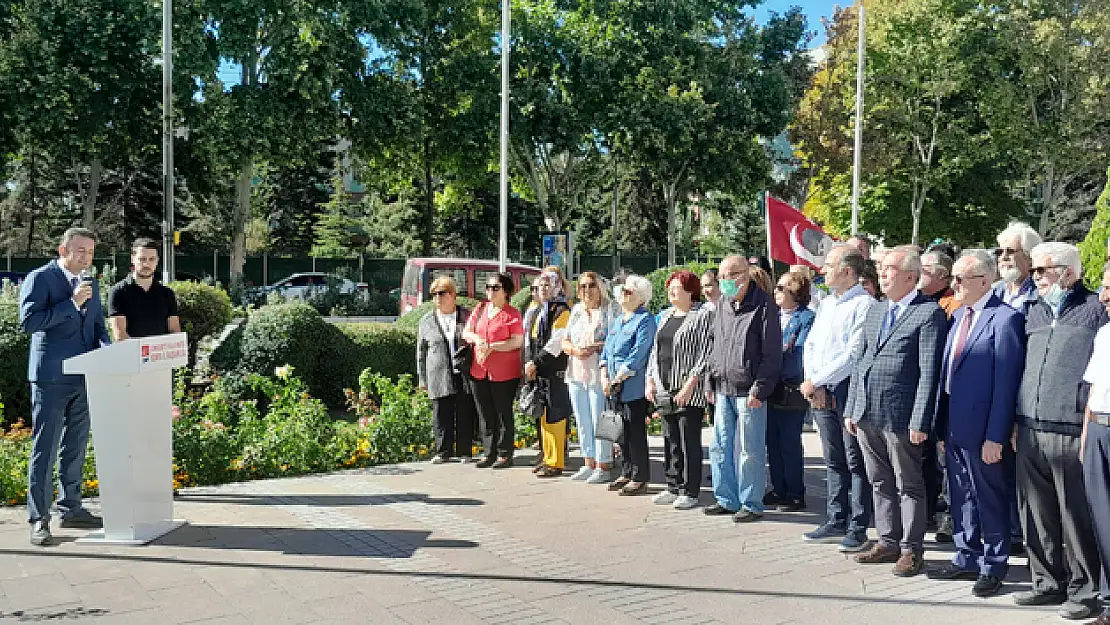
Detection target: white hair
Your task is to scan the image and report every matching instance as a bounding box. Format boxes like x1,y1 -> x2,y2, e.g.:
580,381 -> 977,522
623,275 -> 653,306
1030,242 -> 1081,277
959,249 -> 997,278
997,221 -> 1042,253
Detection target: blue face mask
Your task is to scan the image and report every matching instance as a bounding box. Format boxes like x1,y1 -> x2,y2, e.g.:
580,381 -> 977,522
1043,271 -> 1071,309
719,278 -> 740,299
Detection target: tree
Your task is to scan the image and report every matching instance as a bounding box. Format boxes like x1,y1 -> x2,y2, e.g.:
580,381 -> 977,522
1079,168 -> 1110,287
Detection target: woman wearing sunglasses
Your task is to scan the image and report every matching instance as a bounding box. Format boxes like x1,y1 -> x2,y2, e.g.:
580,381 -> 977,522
462,271 -> 524,468
523,270 -> 574,477
563,271 -> 615,483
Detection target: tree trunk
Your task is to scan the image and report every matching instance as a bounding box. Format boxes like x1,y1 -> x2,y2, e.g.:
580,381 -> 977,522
663,181 -> 678,267
910,180 -> 929,246
423,137 -> 433,256
1037,163 -> 1056,236
229,157 -> 252,282
81,159 -> 103,229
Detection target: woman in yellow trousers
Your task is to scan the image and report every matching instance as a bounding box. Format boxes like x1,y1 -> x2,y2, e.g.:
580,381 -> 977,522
523,270 -> 572,477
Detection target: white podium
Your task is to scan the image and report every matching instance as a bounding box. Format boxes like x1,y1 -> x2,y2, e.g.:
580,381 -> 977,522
63,332 -> 189,545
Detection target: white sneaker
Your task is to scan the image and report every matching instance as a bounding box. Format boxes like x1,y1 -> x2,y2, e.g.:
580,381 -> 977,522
431,455 -> 447,464
673,495 -> 699,510
653,491 -> 679,505
585,468 -> 613,484
570,466 -> 593,481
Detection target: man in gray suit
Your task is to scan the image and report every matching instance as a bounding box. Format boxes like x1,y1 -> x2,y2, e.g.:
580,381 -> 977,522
845,245 -> 948,577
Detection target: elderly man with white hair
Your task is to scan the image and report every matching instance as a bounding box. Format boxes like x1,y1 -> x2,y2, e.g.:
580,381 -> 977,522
994,221 -> 1042,316
1012,242 -> 1106,619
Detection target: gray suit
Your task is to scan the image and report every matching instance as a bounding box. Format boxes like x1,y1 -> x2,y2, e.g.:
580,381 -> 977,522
846,291 -> 947,553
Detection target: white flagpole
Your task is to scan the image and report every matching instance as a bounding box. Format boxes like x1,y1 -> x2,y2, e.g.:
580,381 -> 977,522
498,0 -> 510,272
764,191 -> 774,278
850,3 -> 866,236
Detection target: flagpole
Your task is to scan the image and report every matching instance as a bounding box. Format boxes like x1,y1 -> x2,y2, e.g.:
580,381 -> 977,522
850,3 -> 866,236
764,190 -> 774,279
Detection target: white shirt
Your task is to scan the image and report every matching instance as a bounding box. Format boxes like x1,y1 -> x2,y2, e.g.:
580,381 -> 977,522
946,290 -> 991,393
435,310 -> 457,360
804,284 -> 874,387
1084,324 -> 1110,413
59,263 -> 83,311
888,289 -> 919,323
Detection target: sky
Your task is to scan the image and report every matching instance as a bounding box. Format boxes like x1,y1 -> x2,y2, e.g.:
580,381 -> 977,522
216,1 -> 843,86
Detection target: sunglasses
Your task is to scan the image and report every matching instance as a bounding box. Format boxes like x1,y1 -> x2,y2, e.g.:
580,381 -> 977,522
952,274 -> 985,284
579,283 -> 597,289
430,290 -> 451,297
774,285 -> 787,292
486,284 -> 503,291
1031,265 -> 1067,277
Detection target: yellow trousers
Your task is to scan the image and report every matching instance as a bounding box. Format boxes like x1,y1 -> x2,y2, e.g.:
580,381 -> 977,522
541,416 -> 567,469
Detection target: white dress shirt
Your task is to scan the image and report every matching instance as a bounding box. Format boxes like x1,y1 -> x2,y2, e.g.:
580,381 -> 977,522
1085,324 -> 1110,413
803,284 -> 874,388
946,290 -> 991,393
59,263 -> 84,311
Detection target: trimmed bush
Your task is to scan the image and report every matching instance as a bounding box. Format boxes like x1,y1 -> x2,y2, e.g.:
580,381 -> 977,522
340,323 -> 418,382
1079,168 -> 1110,289
209,321 -> 245,373
235,303 -> 344,405
394,297 -> 479,333
646,262 -> 718,313
0,283 -> 30,427
169,281 -> 233,367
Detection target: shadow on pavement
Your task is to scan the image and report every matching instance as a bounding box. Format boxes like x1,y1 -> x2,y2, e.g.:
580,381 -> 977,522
151,524 -> 477,557
0,547 -> 1040,611
175,492 -> 484,507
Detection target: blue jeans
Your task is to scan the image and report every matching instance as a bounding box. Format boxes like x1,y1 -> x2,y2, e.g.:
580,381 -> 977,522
710,393 -> 767,513
812,380 -> 872,533
27,381 -> 92,523
567,381 -> 612,463
767,407 -> 806,501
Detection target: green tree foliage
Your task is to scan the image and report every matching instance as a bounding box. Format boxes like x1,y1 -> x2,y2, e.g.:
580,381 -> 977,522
1079,169 -> 1110,288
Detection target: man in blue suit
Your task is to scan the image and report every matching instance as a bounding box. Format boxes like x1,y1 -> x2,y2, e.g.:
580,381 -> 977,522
926,251 -> 1025,597
19,227 -> 110,546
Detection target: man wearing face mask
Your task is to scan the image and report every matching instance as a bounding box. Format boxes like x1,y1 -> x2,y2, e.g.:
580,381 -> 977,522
704,255 -> 782,522
1012,242 -> 1106,620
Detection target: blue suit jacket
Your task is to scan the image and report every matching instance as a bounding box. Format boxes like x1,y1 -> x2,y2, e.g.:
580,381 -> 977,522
19,260 -> 110,383
938,294 -> 1025,449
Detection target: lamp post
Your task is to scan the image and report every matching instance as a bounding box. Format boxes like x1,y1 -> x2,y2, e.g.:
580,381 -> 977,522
497,0 -> 510,272
161,0 -> 175,283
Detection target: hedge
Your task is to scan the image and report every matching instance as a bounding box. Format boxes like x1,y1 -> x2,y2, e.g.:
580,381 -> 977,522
0,292 -> 30,427
169,281 -> 233,367
394,297 -> 479,333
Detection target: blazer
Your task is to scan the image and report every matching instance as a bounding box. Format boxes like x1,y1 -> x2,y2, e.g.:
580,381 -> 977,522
937,294 -> 1025,449
779,308 -> 816,383
19,259 -> 111,383
844,291 -> 947,434
600,306 -> 657,403
416,306 -> 471,400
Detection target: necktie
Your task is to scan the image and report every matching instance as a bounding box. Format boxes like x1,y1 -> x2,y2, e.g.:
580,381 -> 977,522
882,304 -> 899,341
951,307 -> 974,363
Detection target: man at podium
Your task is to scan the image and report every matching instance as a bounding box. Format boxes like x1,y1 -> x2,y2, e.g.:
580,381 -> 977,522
18,227 -> 111,546
107,238 -> 181,340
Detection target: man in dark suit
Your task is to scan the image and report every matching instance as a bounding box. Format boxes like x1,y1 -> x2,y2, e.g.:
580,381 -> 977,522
845,245 -> 947,577
19,227 -> 110,546
925,251 -> 1025,597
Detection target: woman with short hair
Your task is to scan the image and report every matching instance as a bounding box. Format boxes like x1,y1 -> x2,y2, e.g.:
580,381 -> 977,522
416,276 -> 476,463
647,270 -> 713,509
462,271 -> 525,468
600,274 -> 657,495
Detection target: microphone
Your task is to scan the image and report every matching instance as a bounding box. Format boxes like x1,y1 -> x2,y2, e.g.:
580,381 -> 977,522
78,269 -> 95,309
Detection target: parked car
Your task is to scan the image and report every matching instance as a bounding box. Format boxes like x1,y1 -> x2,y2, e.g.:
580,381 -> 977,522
400,258 -> 542,314
0,271 -> 28,285
249,272 -> 367,303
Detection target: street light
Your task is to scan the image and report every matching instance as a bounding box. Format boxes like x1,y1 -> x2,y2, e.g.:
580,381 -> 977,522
161,0 -> 175,283
497,0 -> 510,272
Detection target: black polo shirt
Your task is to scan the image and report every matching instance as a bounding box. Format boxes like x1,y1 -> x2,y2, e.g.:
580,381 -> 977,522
107,275 -> 180,338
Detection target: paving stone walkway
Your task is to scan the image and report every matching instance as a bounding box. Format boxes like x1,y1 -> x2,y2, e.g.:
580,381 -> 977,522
0,432 -> 1071,624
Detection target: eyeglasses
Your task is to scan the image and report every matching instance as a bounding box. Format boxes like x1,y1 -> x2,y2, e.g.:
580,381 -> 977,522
998,247 -> 1021,257
486,284 -> 503,291
774,285 -> 787,292
952,274 -> 985,284
1031,265 -> 1067,277
430,290 -> 451,297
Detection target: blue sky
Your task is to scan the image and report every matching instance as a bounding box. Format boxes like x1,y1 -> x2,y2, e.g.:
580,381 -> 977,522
216,1 -> 840,85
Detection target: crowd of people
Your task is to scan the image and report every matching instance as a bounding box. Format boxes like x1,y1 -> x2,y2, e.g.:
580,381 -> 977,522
416,221 -> 1110,624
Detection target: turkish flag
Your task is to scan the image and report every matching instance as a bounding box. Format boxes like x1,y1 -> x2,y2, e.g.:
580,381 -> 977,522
766,196 -> 834,269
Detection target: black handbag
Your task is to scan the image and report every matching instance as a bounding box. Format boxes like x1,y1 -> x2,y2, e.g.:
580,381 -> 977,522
517,378 -> 548,418
768,381 -> 809,411
453,303 -> 486,376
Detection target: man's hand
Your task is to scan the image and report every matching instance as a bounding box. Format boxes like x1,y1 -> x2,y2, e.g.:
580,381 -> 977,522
844,418 -> 857,436
747,395 -> 763,409
800,380 -> 816,398
982,440 -> 1003,465
909,430 -> 928,445
72,283 -> 93,307
810,387 -> 828,410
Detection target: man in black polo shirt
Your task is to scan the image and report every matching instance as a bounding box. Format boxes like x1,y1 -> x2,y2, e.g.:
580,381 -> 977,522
107,238 -> 181,339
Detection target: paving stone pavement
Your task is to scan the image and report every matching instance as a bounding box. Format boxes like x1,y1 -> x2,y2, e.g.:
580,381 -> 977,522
0,432 -> 1074,624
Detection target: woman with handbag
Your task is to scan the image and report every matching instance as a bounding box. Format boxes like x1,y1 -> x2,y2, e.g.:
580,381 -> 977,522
765,270 -> 816,512
563,271 -> 614,483
462,271 -> 525,469
416,276 -> 476,463
600,275 -> 657,496
522,271 -> 573,477
646,270 -> 714,510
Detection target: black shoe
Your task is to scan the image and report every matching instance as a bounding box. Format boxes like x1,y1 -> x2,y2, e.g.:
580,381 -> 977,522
732,509 -> 763,523
1010,540 -> 1026,557
934,514 -> 954,543
475,456 -> 496,468
491,457 -> 514,469
777,498 -> 806,512
59,509 -> 103,529
762,492 -> 785,507
703,503 -> 737,516
1059,600 -> 1099,620
926,564 -> 979,581
1013,590 -> 1066,606
972,575 -> 1003,598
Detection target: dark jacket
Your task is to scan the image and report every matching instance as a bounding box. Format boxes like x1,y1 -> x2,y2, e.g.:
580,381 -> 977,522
416,305 -> 471,399
708,282 -> 783,400
523,300 -> 572,422
1017,284 -> 1108,436
19,260 -> 111,383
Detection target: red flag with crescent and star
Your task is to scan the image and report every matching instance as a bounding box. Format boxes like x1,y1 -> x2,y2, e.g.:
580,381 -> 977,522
765,196 -> 835,269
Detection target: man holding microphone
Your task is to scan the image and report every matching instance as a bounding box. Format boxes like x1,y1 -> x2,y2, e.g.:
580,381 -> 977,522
19,227 -> 111,546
